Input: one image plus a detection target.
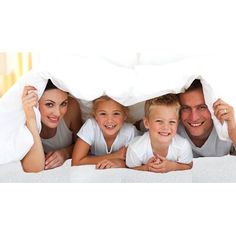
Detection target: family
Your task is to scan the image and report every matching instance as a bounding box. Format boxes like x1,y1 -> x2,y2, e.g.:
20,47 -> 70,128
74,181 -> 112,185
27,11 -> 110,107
21,79 -> 236,173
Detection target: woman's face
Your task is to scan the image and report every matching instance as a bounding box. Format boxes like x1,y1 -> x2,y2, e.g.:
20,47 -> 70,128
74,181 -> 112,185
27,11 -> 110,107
39,89 -> 68,128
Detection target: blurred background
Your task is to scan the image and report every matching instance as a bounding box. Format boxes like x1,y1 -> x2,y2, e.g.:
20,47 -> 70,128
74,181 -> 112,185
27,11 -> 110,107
0,53 -> 33,96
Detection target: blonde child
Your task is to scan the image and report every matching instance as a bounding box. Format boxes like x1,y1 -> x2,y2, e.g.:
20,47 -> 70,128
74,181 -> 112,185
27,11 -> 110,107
126,93 -> 193,173
72,96 -> 139,169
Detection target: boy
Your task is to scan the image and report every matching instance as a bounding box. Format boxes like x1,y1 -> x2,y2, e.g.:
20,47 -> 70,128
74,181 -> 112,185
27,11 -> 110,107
126,94 -> 193,173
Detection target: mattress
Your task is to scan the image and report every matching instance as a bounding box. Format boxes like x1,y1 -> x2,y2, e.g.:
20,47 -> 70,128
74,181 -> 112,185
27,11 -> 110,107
1,155 -> 235,183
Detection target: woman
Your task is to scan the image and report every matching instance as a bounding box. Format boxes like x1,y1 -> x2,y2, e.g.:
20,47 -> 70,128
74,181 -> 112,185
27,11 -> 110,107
21,79 -> 82,172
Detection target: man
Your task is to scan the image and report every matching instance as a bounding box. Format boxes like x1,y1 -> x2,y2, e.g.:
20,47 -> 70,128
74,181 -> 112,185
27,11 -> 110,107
178,79 -> 236,158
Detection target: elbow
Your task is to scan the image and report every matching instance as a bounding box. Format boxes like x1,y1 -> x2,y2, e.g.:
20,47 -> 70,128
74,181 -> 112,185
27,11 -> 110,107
21,161 -> 45,173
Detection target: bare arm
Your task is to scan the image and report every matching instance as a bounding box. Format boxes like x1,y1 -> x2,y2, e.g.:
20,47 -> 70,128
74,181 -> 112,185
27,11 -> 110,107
44,97 -> 83,170
72,138 -> 126,166
21,86 -> 45,172
148,160 -> 193,173
131,156 -> 192,173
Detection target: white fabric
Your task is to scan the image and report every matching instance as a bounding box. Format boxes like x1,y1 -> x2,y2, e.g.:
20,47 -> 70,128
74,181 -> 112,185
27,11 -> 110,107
78,118 -> 139,155
178,123 -> 232,158
1,157 -> 236,183
41,119 -> 73,153
126,132 -> 193,167
0,55 -> 235,164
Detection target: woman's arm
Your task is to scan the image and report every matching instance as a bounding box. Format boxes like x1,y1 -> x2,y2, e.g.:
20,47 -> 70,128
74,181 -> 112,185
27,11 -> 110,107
44,97 -> 83,169
72,138 -> 126,166
21,86 -> 45,172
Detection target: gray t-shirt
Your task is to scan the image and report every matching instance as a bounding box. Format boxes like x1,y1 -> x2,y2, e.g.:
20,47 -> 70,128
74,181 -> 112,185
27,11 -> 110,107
178,123 -> 233,158
41,119 -> 73,154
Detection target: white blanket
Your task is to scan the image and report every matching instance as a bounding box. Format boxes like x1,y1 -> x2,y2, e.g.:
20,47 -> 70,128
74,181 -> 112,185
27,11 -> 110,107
1,157 -> 235,183
0,55 -> 234,164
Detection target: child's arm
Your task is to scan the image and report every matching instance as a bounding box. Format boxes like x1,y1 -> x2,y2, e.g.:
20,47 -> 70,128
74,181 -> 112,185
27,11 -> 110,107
130,156 -> 158,171
96,159 -> 126,169
72,138 -> 126,166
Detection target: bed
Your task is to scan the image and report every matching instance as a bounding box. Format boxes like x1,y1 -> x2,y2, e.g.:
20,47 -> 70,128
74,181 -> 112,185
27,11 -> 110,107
1,155 -> 235,183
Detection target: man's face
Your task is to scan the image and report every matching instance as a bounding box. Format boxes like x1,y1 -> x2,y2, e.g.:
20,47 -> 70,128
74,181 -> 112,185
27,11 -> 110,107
179,88 -> 213,141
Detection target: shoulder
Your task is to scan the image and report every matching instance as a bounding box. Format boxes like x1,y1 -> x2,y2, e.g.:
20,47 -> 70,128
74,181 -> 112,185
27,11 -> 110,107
172,134 -> 192,149
129,132 -> 149,148
122,122 -> 140,134
67,96 -> 81,114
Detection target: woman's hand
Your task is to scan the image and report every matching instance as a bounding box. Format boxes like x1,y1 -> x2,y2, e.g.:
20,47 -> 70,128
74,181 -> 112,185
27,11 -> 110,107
44,150 -> 66,170
22,86 -> 38,121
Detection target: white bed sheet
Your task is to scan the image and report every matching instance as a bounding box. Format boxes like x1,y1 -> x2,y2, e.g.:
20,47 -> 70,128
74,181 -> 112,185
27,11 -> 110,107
1,156 -> 235,183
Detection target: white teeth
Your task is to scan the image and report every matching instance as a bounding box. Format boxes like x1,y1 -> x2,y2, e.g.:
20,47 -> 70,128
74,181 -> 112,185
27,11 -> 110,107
190,123 -> 202,127
105,124 -> 115,129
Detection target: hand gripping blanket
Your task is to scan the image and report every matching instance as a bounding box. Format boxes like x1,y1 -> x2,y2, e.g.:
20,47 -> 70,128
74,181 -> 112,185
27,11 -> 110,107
0,55 -> 235,164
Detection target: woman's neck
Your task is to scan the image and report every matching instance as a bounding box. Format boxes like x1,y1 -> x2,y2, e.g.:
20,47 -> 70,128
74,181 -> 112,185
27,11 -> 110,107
40,123 -> 57,139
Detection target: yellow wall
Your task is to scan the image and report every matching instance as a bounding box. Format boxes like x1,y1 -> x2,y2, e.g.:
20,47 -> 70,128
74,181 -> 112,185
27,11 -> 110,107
0,53 -> 32,96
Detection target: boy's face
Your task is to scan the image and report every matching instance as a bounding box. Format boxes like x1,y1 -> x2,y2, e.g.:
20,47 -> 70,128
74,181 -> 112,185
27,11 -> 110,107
94,99 -> 127,138
144,104 -> 178,145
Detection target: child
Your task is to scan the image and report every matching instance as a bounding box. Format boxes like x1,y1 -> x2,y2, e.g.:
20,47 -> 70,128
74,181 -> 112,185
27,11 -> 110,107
72,96 -> 139,169
126,93 -> 193,173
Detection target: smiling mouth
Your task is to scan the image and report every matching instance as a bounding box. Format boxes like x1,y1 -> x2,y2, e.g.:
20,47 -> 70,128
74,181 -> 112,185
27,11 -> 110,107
48,117 -> 59,123
188,122 -> 204,127
158,132 -> 171,136
104,124 -> 116,129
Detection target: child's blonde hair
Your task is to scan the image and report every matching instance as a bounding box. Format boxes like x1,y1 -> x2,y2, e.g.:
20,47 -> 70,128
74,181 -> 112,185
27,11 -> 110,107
92,95 -> 129,115
144,93 -> 180,118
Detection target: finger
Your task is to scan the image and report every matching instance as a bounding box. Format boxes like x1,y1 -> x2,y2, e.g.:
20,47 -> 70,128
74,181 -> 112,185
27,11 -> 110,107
45,151 -> 54,159
155,154 -> 166,161
104,163 -> 113,169
213,98 -> 227,108
22,86 -> 37,98
101,161 -> 111,169
96,160 -> 107,169
45,156 -> 62,169
45,153 -> 57,166
45,160 -> 61,170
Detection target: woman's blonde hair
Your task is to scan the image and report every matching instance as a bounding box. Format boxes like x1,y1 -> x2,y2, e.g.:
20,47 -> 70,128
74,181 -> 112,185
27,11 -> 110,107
144,93 -> 180,118
92,95 -> 128,116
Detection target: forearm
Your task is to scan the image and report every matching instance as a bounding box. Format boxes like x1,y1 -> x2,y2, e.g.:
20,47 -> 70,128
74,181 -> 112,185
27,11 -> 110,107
59,145 -> 74,161
130,164 -> 149,171
173,162 -> 193,171
21,119 -> 45,172
75,153 -> 121,166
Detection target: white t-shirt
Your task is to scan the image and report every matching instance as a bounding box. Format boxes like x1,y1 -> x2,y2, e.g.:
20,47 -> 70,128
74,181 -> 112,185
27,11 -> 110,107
178,123 -> 233,158
77,118 -> 139,155
126,132 -> 193,168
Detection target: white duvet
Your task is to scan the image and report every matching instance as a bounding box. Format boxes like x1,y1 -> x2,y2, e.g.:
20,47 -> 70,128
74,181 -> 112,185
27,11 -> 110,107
0,55 -> 235,165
